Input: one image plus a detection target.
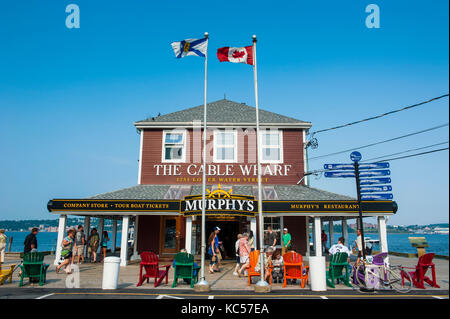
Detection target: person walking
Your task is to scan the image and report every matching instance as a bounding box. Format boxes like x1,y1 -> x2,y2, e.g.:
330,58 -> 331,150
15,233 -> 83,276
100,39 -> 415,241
56,229 -> 76,274
88,228 -> 99,263
73,225 -> 86,264
233,234 -> 242,276
352,229 -> 363,266
248,231 -> 255,252
281,228 -> 291,256
266,226 -> 277,249
237,232 -> 251,277
213,227 -> 222,272
24,228 -> 39,253
207,231 -> 218,274
0,230 -> 7,263
100,231 -> 109,262
321,230 -> 328,254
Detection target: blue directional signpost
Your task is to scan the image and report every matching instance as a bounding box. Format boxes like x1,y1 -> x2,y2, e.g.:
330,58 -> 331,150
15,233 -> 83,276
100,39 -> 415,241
324,151 -> 393,261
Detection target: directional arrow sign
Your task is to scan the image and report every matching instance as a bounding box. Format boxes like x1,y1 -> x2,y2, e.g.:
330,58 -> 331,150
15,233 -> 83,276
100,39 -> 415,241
359,162 -> 390,170
359,170 -> 390,178
359,178 -> 391,185
324,164 -> 354,170
360,185 -> 392,193
324,171 -> 356,178
361,193 -> 393,200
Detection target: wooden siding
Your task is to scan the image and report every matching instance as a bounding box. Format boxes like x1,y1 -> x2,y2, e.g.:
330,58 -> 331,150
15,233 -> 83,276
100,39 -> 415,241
140,128 -> 305,185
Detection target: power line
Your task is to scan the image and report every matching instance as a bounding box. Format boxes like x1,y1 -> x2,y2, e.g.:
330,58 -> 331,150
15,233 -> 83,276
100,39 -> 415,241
310,94 -> 449,135
306,146 -> 449,176
309,123 -> 449,161
361,141 -> 449,162
371,147 -> 449,163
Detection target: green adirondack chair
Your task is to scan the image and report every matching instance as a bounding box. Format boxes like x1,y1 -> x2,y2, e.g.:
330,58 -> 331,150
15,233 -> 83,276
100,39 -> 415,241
19,252 -> 49,286
326,252 -> 352,288
172,252 -> 200,288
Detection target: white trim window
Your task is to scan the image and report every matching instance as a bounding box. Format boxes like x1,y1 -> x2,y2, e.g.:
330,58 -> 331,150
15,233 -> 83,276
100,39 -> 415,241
213,129 -> 237,163
162,130 -> 186,163
260,130 -> 283,163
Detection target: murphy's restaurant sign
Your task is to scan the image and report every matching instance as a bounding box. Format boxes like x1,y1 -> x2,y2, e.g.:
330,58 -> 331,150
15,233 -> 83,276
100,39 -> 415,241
180,187 -> 257,217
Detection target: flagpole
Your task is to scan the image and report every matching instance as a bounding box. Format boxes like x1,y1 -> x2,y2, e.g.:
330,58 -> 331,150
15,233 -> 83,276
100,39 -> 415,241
253,35 -> 270,292
195,31 -> 210,292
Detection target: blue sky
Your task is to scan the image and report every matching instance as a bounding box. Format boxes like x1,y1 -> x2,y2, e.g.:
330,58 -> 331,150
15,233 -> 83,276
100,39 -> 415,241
0,0 -> 448,225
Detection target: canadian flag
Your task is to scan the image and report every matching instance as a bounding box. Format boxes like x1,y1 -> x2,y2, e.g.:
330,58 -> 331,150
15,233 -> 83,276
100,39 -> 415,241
217,46 -> 253,65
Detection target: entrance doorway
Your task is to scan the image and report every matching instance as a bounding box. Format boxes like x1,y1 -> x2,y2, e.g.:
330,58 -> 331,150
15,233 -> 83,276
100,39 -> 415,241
160,216 -> 181,255
205,216 -> 249,259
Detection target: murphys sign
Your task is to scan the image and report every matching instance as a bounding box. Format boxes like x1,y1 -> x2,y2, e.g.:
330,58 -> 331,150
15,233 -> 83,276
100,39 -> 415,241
180,186 -> 257,217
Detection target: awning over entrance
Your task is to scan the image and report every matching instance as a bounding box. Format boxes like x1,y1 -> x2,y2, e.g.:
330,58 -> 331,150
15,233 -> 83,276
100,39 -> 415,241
47,184 -> 397,218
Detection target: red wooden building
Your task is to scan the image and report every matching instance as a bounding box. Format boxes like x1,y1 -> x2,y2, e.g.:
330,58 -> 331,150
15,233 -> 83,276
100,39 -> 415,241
48,99 -> 395,266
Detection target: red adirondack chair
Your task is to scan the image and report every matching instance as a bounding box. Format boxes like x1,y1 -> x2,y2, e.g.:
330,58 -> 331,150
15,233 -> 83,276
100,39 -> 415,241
283,251 -> 309,288
137,252 -> 171,287
402,253 -> 440,289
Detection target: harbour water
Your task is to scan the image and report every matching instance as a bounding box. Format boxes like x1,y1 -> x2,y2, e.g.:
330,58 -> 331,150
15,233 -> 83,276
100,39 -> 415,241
3,231 -> 449,256
3,231 -> 123,253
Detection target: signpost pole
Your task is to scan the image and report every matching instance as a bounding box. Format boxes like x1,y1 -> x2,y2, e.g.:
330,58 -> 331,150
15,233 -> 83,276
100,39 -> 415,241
195,32 -> 210,291
354,161 -> 367,261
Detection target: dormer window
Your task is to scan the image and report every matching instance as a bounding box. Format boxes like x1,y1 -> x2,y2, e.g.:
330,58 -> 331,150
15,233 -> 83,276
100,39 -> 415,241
213,129 -> 237,163
162,130 -> 186,163
260,130 -> 283,163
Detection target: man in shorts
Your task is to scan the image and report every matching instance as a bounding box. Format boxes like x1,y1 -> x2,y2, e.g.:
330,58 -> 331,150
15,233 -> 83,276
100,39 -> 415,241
73,225 -> 85,264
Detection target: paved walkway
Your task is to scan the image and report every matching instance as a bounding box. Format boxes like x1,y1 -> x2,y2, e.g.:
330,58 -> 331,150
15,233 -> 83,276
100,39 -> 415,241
1,255 -> 448,291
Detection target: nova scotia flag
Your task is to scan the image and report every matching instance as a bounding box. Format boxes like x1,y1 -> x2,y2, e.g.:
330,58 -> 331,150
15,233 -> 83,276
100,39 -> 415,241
171,37 -> 208,58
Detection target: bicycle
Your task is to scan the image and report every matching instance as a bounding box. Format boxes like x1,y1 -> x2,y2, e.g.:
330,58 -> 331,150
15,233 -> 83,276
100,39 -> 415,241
351,253 -> 413,293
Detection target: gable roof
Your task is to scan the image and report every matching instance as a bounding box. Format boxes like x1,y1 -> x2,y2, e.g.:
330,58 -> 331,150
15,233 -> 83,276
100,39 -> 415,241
89,184 -> 354,201
135,99 -> 311,129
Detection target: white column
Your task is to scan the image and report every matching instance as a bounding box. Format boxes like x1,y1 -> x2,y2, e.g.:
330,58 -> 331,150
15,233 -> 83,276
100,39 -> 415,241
311,217 -> 316,255
185,217 -> 193,253
320,219 -> 324,254
314,217 -> 322,257
111,219 -> 118,254
120,216 -> 130,267
130,216 -> 140,260
329,220 -> 334,247
97,217 -> 104,254
250,217 -> 257,249
378,216 -> 388,253
305,217 -> 310,256
342,219 -> 349,249
83,216 -> 90,258
54,215 -> 67,265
